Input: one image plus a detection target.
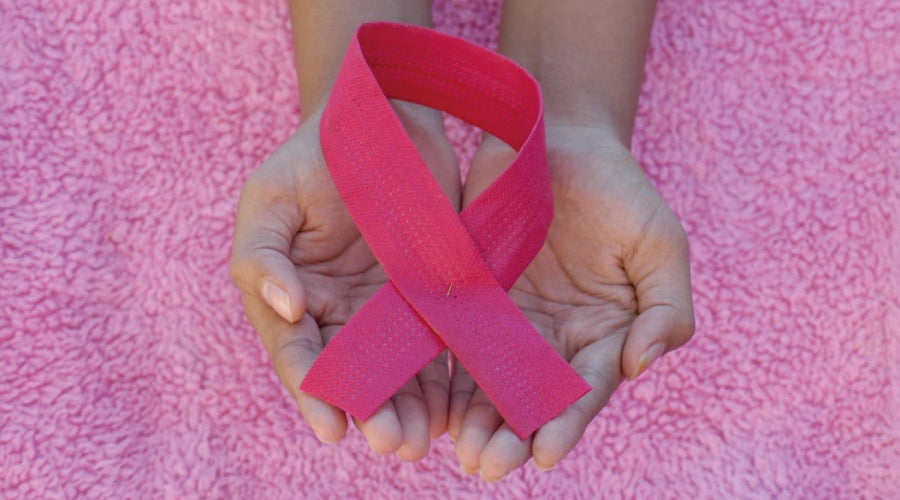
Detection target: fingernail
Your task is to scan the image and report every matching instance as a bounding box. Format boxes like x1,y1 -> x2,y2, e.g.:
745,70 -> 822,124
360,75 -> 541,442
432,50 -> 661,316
310,427 -> 327,444
480,470 -> 503,483
534,461 -> 555,471
262,279 -> 293,322
630,342 -> 665,381
462,465 -> 479,476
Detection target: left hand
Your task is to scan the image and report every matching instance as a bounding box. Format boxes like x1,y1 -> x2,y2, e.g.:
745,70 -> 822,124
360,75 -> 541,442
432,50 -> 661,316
447,125 -> 695,481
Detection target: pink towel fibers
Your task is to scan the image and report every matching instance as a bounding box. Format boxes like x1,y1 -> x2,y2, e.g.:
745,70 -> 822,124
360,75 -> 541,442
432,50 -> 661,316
1,0 -> 898,498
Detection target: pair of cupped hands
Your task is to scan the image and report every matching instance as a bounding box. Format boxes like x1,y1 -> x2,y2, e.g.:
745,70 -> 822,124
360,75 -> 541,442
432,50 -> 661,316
230,99 -> 694,482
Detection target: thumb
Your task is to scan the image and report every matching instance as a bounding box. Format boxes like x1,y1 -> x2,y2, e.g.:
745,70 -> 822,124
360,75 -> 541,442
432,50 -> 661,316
230,168 -> 307,323
621,216 -> 695,380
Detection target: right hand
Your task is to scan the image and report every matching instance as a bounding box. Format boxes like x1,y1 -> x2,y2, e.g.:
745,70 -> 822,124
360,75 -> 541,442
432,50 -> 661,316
230,101 -> 461,461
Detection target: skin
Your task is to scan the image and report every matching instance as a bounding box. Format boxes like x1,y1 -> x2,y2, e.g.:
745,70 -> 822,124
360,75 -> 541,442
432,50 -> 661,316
447,0 -> 695,481
450,129 -> 694,480
230,0 -> 695,479
231,1 -> 459,461
231,101 -> 459,460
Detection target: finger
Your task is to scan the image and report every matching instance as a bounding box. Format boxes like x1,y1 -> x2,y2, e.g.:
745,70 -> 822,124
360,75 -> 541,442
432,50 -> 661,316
447,353 -> 476,442
622,218 -> 695,380
230,166 -> 306,323
532,335 -> 624,470
454,388 -> 503,475
353,400 -> 404,456
417,350 -> 450,439
462,134 -> 516,206
390,100 -> 462,211
243,295 -> 347,443
392,377 -> 431,461
623,305 -> 691,381
478,423 -> 532,483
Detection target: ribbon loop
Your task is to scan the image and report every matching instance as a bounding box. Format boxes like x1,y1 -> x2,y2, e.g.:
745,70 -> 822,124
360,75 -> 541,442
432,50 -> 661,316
301,22 -> 590,439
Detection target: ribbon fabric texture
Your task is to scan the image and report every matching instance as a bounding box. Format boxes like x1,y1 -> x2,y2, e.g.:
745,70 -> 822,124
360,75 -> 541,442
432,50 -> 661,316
300,22 -> 591,439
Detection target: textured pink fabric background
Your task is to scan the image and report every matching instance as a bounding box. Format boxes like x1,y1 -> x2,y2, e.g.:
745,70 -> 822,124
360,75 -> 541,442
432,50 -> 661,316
2,0 -> 898,498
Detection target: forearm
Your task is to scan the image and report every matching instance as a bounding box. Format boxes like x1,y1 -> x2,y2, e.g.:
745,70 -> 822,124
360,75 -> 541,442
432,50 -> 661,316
289,1 -> 433,121
497,0 -> 656,146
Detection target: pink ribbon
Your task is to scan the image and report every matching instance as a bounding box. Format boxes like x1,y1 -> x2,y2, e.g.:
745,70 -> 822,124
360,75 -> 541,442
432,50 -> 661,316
300,22 -> 590,439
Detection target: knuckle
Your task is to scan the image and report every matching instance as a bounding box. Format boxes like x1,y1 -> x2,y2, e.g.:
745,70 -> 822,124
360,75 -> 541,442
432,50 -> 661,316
465,396 -> 496,414
654,212 -> 688,249
670,225 -> 691,260
228,254 -> 251,288
241,167 -> 294,208
631,204 -> 689,261
419,378 -> 450,395
576,364 -> 614,396
670,221 -> 689,247
275,334 -> 321,366
450,386 -> 476,404
531,436 -> 564,466
659,304 -> 696,349
392,389 -> 427,408
678,310 -> 697,345
237,172 -> 264,207
228,250 -> 272,293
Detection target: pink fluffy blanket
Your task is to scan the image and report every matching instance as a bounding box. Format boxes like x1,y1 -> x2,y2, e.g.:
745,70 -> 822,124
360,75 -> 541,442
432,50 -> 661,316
2,0 -> 898,497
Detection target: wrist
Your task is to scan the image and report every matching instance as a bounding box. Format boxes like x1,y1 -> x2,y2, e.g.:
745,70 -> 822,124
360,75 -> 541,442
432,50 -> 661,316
290,0 -> 434,119
494,0 -> 656,149
539,83 -> 629,146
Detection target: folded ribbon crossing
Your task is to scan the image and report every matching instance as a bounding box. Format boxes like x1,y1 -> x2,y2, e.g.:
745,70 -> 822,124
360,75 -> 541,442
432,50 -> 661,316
300,22 -> 591,439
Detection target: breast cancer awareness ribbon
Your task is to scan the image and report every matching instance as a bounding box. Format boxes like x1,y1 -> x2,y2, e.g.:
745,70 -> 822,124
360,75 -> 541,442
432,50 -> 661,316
300,22 -> 590,439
